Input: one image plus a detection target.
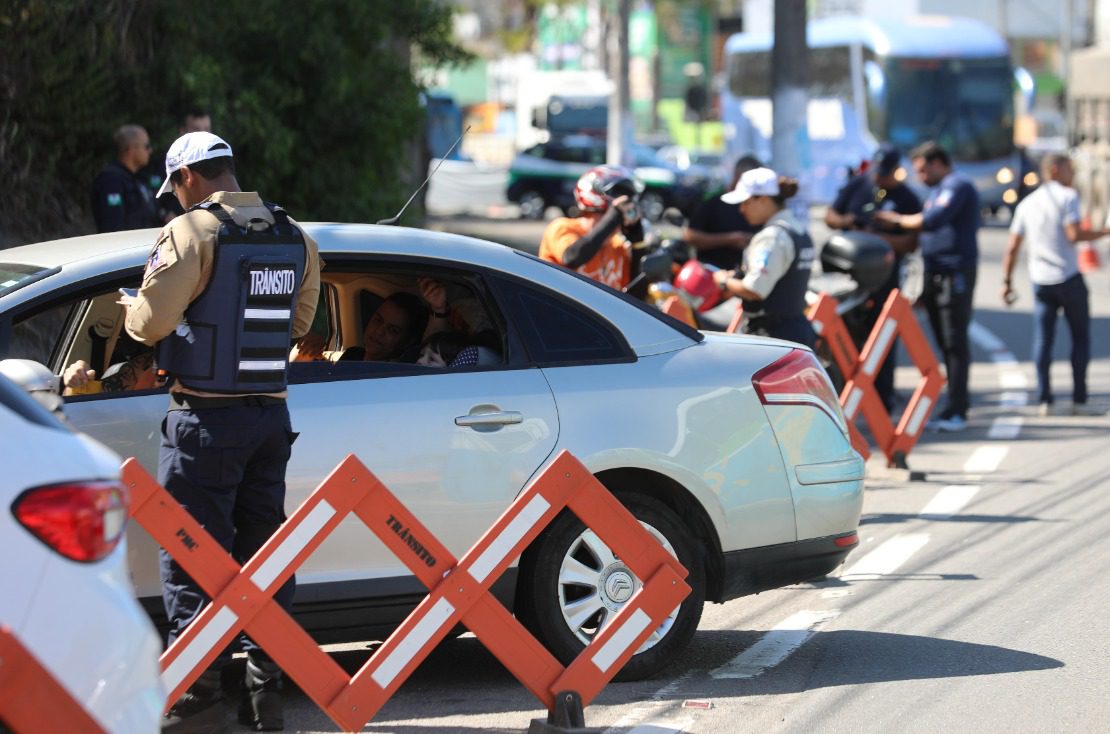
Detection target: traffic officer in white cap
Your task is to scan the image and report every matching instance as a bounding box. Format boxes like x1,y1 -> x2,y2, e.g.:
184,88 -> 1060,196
714,167 -> 817,347
123,131 -> 322,732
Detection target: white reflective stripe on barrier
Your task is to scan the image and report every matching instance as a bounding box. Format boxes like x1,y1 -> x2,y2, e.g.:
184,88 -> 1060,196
861,320 -> 898,377
252,500 -> 336,592
371,596 -> 456,690
244,308 -> 292,320
904,395 -> 933,437
468,494 -> 550,584
591,608 -> 652,673
238,360 -> 287,371
162,606 -> 240,693
843,387 -> 864,420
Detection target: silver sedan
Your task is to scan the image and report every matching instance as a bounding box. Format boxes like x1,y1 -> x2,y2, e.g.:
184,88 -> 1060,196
0,223 -> 864,680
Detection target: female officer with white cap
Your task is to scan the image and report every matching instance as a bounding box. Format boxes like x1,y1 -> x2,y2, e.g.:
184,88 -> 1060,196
714,167 -> 817,347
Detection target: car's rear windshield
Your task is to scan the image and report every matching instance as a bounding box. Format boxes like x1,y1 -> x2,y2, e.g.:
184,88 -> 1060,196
0,263 -> 57,298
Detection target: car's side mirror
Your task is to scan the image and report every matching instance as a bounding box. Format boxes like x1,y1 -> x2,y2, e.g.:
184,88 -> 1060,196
0,358 -> 64,415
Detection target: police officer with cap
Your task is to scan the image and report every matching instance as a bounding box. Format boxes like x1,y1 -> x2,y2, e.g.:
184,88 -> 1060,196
122,131 -> 321,732
714,167 -> 817,347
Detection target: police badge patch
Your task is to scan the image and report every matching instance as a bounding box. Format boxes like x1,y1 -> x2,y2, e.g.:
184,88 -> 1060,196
107,192 -> 123,206
144,237 -> 177,279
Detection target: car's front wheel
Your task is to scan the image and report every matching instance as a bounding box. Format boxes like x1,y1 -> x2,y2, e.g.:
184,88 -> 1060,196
639,191 -> 666,222
517,189 -> 547,220
516,493 -> 705,681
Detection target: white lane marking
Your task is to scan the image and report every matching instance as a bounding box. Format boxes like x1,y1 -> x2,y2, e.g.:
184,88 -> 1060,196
710,609 -> 839,679
603,672 -> 698,734
919,485 -> 980,519
988,416 -> 1023,440
251,499 -> 335,592
969,321 -> 1006,352
468,494 -> 549,584
162,606 -> 239,694
999,371 -> 1029,389
837,533 -> 930,581
627,721 -> 697,734
1000,391 -> 1029,407
371,596 -> 455,689
964,445 -> 1009,474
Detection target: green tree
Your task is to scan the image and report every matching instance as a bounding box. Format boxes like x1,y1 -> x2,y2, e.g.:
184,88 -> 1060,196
0,0 -> 469,246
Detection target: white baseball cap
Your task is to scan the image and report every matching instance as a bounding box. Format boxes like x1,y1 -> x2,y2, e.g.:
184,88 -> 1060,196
721,166 -> 780,205
156,131 -> 234,198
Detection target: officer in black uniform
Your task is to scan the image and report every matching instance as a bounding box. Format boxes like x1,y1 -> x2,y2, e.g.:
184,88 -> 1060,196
90,124 -> 162,233
714,167 -> 817,347
825,145 -> 922,412
683,154 -> 764,269
123,131 -> 321,732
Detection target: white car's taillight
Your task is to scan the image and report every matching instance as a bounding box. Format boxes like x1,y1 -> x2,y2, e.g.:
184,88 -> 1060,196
12,481 -> 129,563
752,349 -> 847,433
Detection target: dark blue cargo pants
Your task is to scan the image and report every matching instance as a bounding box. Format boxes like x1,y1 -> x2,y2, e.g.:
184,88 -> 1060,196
158,398 -> 297,662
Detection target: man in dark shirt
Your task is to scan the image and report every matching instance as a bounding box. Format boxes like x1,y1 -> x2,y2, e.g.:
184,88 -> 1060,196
826,145 -> 922,413
144,108 -> 214,221
90,125 -> 161,233
683,155 -> 763,270
875,141 -> 980,432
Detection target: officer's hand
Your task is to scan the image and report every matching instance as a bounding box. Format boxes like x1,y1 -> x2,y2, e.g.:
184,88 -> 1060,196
714,269 -> 735,288
1001,283 -> 1017,307
64,360 -> 96,388
291,333 -> 326,362
872,211 -> 900,227
417,277 -> 448,315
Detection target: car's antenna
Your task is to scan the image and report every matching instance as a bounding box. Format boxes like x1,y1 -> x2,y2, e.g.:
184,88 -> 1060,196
377,125 -> 471,226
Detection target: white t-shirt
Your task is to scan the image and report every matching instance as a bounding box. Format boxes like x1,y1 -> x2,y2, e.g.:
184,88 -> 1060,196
1009,180 -> 1081,285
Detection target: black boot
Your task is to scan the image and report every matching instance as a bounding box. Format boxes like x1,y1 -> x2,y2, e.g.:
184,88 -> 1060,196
162,669 -> 224,733
239,651 -> 284,731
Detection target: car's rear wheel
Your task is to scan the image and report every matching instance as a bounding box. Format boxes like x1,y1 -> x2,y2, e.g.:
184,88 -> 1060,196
517,190 -> 547,220
639,191 -> 666,222
516,493 -> 705,681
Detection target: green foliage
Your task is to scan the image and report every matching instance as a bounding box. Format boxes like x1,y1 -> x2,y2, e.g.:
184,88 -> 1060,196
0,0 -> 469,245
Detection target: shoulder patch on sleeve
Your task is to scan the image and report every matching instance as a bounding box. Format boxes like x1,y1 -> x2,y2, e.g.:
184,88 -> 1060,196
143,235 -> 178,280
107,192 -> 123,207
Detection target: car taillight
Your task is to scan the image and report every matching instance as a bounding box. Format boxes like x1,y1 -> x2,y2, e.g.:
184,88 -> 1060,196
752,349 -> 846,432
12,481 -> 129,563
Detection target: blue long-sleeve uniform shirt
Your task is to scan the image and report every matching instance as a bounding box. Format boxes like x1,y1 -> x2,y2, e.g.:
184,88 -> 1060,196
920,172 -> 980,273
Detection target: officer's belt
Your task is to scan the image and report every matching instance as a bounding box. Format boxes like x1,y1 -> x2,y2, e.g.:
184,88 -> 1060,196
169,393 -> 286,411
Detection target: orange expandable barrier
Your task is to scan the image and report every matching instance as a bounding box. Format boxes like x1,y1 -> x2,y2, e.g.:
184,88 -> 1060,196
809,289 -> 945,468
122,450 -> 690,732
0,626 -> 106,734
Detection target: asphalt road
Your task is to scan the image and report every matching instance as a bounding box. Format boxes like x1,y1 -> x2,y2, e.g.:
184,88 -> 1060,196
264,215 -> 1110,733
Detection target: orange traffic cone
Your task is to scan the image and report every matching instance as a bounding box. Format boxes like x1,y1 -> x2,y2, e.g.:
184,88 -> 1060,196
1078,215 -> 1101,273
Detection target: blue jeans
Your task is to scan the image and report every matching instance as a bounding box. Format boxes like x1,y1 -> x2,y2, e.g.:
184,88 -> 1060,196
158,401 -> 297,662
1032,274 -> 1090,405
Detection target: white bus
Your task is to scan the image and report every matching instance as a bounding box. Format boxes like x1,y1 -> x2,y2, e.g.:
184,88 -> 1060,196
721,15 -> 1031,209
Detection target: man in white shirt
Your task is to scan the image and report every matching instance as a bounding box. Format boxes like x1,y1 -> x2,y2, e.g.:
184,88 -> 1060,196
1002,153 -> 1108,416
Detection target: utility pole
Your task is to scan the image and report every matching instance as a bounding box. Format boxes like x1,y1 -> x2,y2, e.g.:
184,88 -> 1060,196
771,0 -> 808,177
607,0 -> 631,166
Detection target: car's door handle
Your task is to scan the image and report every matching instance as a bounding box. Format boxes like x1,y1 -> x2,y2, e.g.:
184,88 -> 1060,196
454,411 -> 523,428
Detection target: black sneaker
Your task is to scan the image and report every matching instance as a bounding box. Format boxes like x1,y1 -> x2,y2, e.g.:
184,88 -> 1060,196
162,672 -> 224,733
239,654 -> 284,731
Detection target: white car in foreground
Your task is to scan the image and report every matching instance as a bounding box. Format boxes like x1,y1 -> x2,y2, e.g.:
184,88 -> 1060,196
0,224 -> 863,680
0,372 -> 163,732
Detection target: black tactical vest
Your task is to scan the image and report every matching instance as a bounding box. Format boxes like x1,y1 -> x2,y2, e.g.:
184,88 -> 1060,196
741,223 -> 815,321
155,202 -> 307,394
